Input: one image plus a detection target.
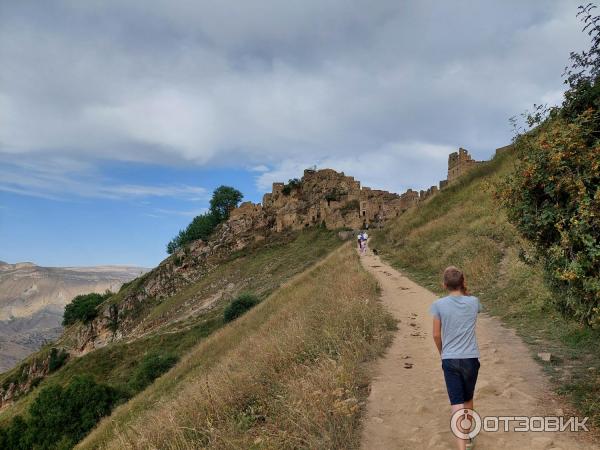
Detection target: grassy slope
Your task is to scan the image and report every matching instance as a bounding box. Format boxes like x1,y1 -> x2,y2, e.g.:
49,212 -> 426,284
79,244 -> 394,450
371,149 -> 600,427
0,229 -> 344,426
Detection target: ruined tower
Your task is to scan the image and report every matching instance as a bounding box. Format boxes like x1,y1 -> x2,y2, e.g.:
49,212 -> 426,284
447,148 -> 480,183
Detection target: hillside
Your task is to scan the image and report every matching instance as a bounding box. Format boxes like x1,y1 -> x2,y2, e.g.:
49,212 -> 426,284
0,229 -> 378,448
0,263 -> 145,371
78,243 -> 393,449
371,148 -> 600,428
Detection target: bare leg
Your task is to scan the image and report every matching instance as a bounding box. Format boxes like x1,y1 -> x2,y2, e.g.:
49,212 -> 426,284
451,403 -> 468,450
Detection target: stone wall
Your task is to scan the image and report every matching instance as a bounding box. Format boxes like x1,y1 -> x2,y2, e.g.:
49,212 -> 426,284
420,185 -> 439,201
447,148 -> 482,183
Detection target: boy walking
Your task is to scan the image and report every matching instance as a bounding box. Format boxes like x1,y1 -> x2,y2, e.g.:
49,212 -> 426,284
430,266 -> 482,450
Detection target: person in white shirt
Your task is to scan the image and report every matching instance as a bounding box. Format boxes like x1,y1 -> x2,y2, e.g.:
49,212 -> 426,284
360,231 -> 369,254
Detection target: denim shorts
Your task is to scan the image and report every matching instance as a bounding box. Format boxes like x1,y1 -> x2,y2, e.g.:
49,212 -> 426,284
441,358 -> 480,405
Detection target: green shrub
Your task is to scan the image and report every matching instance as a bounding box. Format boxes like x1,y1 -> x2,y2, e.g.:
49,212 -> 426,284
62,292 -> 112,326
0,416 -> 30,450
282,178 -> 301,196
0,376 -> 125,450
223,293 -> 259,323
499,5 -> 600,326
48,348 -> 69,372
499,115 -> 600,326
128,352 -> 178,392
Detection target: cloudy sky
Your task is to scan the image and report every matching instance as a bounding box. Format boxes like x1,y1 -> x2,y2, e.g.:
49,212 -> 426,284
0,0 -> 590,267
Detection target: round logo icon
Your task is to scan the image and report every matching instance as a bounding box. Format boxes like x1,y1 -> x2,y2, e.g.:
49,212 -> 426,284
450,408 -> 482,439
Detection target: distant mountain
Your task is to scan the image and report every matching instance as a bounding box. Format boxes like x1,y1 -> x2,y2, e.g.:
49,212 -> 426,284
0,262 -> 147,372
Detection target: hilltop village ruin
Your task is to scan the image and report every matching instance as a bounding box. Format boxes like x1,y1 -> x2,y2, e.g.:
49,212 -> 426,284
227,147 -> 486,235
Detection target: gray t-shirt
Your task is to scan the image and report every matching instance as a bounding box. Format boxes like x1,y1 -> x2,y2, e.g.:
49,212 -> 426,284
429,295 -> 482,359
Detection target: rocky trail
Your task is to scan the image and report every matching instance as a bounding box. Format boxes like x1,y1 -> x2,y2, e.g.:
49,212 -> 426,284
359,250 -> 597,449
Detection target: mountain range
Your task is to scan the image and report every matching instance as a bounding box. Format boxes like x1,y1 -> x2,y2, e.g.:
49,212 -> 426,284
0,261 -> 146,371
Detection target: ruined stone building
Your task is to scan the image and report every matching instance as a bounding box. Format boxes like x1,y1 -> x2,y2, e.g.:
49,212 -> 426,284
224,168 -> 411,246
259,169 -> 406,232
223,147 -> 489,247
447,148 -> 482,182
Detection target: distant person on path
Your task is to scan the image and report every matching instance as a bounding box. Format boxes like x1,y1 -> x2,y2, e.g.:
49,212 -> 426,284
430,266 -> 482,450
357,232 -> 363,252
361,230 -> 369,254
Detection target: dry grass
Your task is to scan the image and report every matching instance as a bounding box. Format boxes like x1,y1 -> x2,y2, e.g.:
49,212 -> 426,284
79,244 -> 394,450
0,229 -> 343,428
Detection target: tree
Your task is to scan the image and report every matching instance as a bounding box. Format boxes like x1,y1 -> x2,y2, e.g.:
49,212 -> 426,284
281,178 -> 301,196
128,352 -> 178,392
29,376 -> 122,446
166,185 -> 243,254
63,292 -> 112,326
186,212 -> 219,241
209,186 -> 243,222
561,4 -> 600,129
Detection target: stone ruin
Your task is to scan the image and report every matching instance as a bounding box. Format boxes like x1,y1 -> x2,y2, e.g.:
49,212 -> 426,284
224,147 -> 487,240
447,147 -> 482,183
230,168 -> 405,235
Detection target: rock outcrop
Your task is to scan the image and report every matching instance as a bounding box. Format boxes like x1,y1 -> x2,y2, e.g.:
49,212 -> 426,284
0,348 -> 68,409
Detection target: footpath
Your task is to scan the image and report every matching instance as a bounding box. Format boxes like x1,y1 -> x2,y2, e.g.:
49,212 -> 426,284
359,250 -> 597,450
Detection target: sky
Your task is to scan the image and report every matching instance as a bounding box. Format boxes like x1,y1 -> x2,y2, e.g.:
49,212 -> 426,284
0,0 -> 591,267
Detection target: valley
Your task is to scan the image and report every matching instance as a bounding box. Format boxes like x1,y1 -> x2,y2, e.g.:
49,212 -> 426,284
0,263 -> 145,372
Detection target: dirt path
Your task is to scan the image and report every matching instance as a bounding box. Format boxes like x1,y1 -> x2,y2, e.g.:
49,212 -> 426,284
359,251 -> 597,450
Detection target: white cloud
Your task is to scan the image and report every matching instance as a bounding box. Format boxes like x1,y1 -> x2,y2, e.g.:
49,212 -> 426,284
99,184 -> 206,199
0,0 -> 591,195
153,207 -> 207,217
0,157 -> 207,201
249,165 -> 269,172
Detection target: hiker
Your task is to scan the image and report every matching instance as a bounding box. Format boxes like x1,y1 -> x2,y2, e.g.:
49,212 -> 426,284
361,230 -> 369,254
357,232 -> 363,252
430,266 -> 482,450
